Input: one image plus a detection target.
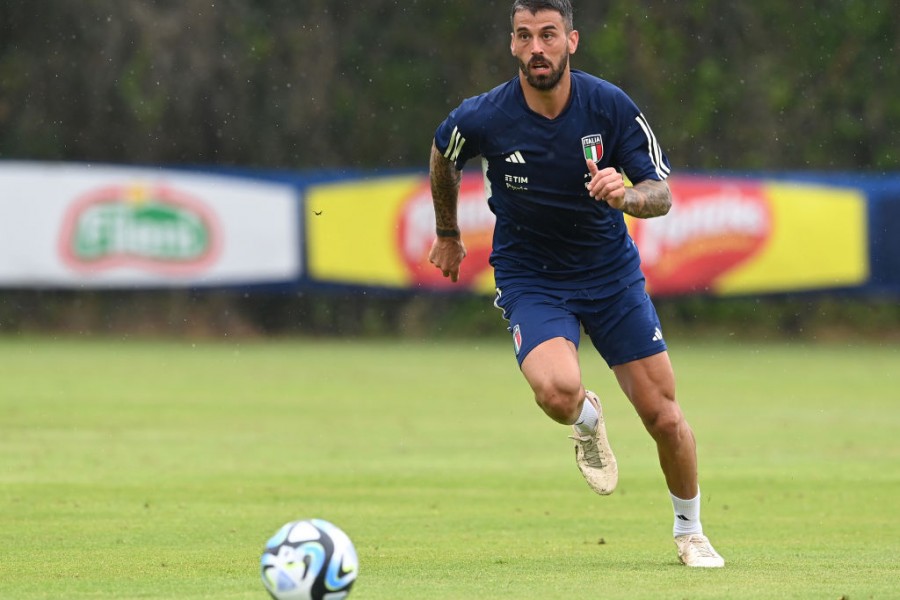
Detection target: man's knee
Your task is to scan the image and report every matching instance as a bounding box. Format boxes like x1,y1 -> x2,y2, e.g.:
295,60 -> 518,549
533,379 -> 584,424
521,337 -> 583,424
641,401 -> 689,442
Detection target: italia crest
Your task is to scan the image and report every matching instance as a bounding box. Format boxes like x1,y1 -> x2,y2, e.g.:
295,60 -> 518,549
582,134 -> 604,162
513,324 -> 523,355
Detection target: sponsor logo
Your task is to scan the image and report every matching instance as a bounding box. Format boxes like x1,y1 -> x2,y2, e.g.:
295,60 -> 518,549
396,173 -> 495,288
652,327 -> 664,342
504,151 -> 526,164
59,183 -> 222,275
629,177 -> 771,295
581,134 -> 604,163
504,173 -> 529,192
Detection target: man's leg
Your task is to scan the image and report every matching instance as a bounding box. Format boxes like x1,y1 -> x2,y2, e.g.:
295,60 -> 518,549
613,351 -> 724,567
520,336 -> 584,424
612,351 -> 696,498
521,337 -> 618,495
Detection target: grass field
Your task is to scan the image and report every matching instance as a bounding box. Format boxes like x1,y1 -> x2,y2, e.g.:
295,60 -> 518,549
1,335 -> 898,599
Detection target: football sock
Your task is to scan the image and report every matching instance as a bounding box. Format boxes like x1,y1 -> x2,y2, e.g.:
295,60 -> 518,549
573,395 -> 599,435
671,490 -> 703,537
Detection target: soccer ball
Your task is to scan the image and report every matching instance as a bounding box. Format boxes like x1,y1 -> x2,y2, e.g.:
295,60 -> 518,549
260,519 -> 359,600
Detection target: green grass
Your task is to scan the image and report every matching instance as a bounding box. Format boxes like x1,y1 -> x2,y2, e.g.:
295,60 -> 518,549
1,335 -> 898,599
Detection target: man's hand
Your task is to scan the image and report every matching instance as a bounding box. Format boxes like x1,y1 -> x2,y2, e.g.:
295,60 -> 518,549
428,236 -> 467,282
585,160 -> 671,218
585,159 -> 627,209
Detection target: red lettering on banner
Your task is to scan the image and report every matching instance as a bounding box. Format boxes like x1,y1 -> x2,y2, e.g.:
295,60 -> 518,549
398,175 -> 772,294
630,177 -> 772,295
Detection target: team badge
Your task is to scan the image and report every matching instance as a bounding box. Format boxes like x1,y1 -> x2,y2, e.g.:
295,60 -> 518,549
513,324 -> 523,355
582,134 -> 604,163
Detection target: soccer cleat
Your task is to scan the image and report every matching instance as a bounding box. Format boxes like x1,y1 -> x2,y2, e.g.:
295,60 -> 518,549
674,534 -> 725,568
570,390 -> 618,495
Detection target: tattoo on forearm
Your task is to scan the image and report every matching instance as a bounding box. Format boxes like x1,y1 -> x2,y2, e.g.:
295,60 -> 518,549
622,179 -> 672,218
430,143 -> 462,231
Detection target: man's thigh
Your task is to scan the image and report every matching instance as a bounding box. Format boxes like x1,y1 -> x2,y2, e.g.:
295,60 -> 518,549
520,336 -> 582,396
612,351 -> 677,419
494,286 -> 582,366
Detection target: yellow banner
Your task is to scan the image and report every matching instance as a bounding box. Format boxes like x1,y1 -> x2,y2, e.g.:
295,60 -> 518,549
716,182 -> 868,294
307,174 -> 869,297
628,177 -> 869,296
306,173 -> 495,292
306,176 -> 419,287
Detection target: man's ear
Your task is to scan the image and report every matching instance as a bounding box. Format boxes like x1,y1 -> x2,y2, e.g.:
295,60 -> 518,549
568,29 -> 579,54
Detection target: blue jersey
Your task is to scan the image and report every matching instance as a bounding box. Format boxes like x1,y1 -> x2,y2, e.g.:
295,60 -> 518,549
434,70 -> 670,290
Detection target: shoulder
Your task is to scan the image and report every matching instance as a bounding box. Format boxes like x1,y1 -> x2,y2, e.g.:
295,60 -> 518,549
435,78 -> 522,162
572,70 -> 629,97
572,70 -> 640,115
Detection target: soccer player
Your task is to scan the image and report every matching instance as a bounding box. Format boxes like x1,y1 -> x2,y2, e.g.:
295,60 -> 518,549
427,0 -> 725,568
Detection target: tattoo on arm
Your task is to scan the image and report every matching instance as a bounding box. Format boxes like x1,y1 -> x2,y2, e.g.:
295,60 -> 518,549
430,141 -> 462,234
621,179 -> 672,218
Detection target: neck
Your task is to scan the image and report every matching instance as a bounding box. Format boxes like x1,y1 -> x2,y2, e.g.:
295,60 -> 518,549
518,70 -> 572,119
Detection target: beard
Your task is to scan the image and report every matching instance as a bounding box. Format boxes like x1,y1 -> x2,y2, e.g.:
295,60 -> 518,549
519,52 -> 569,91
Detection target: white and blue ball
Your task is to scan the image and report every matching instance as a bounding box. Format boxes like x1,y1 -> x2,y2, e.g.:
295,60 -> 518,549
261,519 -> 358,600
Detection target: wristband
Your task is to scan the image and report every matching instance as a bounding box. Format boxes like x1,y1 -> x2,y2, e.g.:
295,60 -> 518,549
435,227 -> 460,238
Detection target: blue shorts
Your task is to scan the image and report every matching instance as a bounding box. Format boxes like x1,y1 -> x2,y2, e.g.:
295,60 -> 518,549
494,276 -> 667,368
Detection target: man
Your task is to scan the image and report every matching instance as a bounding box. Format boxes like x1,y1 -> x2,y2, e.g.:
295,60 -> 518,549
427,0 -> 725,568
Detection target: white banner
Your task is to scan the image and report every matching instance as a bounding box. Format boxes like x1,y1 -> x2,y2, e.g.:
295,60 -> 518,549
0,162 -> 301,288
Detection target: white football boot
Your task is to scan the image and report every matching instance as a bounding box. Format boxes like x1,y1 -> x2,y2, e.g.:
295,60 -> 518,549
674,534 -> 725,568
570,390 -> 618,495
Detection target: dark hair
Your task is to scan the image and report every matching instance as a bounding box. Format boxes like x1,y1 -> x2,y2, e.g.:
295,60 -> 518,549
510,0 -> 574,32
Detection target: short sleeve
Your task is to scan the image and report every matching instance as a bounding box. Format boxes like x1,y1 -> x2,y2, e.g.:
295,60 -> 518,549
614,102 -> 671,184
434,98 -> 484,171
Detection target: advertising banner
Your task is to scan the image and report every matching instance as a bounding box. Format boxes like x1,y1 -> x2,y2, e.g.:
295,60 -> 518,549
629,177 -> 869,296
0,162 -> 300,288
305,172 -> 871,297
306,174 -> 496,293
1,161 -> 889,296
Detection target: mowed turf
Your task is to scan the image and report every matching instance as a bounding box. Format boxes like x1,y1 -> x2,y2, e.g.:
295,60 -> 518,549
0,335 -> 897,599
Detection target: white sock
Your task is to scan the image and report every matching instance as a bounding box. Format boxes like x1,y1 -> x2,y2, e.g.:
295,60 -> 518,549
573,395 -> 599,435
671,490 -> 703,537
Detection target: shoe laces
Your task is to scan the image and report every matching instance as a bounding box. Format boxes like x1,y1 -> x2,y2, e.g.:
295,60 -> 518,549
570,432 -> 605,467
685,536 -> 717,558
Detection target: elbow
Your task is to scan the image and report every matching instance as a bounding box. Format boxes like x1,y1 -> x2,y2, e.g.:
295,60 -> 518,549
660,196 -> 673,216
656,181 -> 673,216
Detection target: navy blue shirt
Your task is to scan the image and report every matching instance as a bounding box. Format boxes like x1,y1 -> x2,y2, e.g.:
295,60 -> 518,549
434,69 -> 670,290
